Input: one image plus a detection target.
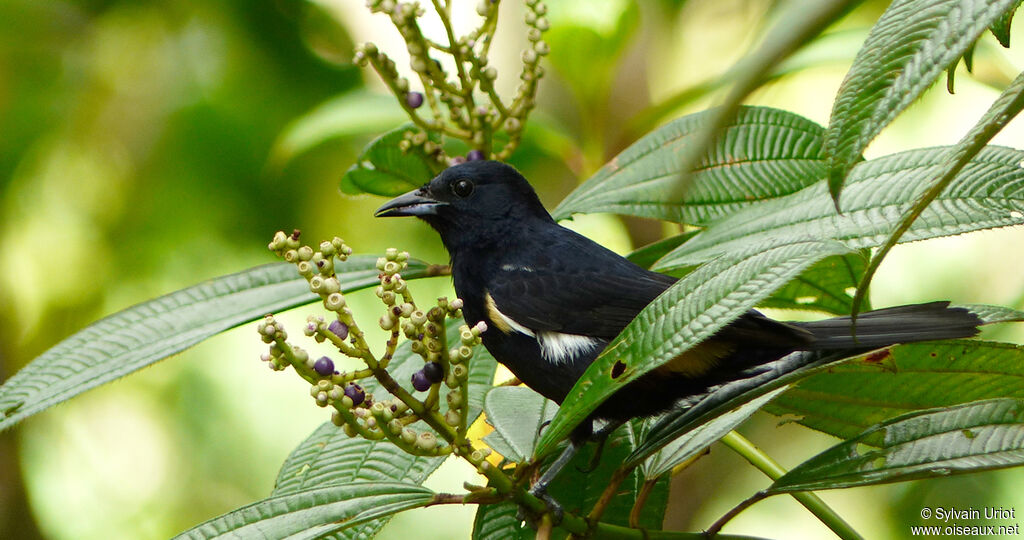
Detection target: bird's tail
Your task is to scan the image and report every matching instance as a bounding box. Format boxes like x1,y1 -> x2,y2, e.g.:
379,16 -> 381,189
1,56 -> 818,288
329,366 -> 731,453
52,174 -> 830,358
795,301 -> 982,350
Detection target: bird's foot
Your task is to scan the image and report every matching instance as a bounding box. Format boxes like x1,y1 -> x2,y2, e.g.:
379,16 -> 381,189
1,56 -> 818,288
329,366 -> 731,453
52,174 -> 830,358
517,485 -> 564,526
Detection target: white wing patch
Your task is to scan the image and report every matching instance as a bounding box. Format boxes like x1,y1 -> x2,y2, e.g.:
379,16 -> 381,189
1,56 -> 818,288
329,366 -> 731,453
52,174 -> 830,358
484,291 -> 600,365
536,331 -> 601,365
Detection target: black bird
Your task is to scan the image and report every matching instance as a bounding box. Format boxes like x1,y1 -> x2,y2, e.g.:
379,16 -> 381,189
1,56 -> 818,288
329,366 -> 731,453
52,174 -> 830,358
375,160 -> 982,502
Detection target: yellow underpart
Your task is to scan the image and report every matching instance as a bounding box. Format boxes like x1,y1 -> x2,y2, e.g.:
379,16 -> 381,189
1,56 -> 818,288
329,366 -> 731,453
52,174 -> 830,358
655,340 -> 735,378
485,291 -> 512,334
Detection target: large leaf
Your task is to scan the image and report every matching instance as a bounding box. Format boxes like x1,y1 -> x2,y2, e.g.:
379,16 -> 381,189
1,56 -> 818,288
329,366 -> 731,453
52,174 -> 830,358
767,341 -> 1024,444
824,0 -> 1022,196
340,123 -> 443,197
850,67 -> 1024,315
769,398 -> 1024,492
641,387 -> 787,479
174,482 -> 435,540
760,251 -> 869,315
472,503 -> 534,540
627,350 -> 851,467
551,107 -> 827,225
482,386 -> 557,463
656,145 -> 1024,271
272,425 -> 444,540
534,239 -> 851,458
0,257 -> 437,431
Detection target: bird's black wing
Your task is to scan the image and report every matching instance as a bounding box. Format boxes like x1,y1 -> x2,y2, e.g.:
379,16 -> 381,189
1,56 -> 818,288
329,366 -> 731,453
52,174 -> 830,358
487,226 -> 815,349
485,229 -> 676,340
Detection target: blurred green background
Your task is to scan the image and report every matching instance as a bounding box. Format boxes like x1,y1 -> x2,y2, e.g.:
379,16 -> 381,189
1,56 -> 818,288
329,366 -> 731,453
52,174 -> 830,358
3,1 -> 1024,538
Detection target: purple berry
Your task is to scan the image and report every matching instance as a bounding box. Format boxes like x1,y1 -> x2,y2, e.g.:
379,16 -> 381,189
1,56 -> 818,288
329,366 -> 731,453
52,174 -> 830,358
411,369 -> 431,391
328,320 -> 349,340
422,361 -> 444,383
466,149 -> 485,161
344,383 -> 365,406
405,91 -> 424,109
314,356 -> 334,376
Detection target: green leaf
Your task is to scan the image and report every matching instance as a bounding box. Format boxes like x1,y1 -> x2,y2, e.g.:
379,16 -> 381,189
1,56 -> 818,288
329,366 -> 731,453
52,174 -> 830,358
625,231 -> 699,270
472,503 -> 534,540
0,257 -> 437,430
627,349 -> 854,467
769,398 -> 1024,492
535,239 -> 851,458
340,124 -> 443,197
269,91 -> 406,166
760,251 -> 870,315
551,107 -> 827,225
173,482 -> 435,540
641,387 -> 787,479
990,7 -> 1017,47
824,0 -> 1022,197
483,386 -> 557,462
549,422 -> 670,530
849,68 -> 1024,316
767,341 -> 1024,444
655,145 -> 1024,271
476,422 -> 671,539
273,424 -> 443,496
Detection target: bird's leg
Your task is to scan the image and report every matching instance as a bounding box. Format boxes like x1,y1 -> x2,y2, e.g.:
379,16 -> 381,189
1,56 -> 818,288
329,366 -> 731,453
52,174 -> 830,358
519,422 -> 594,525
578,419 -> 624,473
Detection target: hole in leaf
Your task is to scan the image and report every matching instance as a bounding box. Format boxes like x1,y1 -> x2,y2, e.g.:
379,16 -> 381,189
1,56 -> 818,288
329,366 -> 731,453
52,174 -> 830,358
611,361 -> 626,379
795,296 -> 818,305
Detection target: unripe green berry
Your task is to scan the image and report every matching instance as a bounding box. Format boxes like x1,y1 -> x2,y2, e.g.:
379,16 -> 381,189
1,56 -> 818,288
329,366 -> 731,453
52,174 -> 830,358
325,293 -> 346,311
416,432 -> 437,451
401,428 -> 417,444
445,409 -> 461,426
332,410 -> 344,426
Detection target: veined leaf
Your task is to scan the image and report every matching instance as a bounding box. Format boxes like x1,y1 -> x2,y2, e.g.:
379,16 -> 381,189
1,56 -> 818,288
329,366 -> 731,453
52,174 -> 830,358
767,341 -> 1024,444
340,123 -> 443,197
534,239 -> 852,458
850,67 -> 1024,316
483,386 -> 557,463
0,257 -> 439,431
641,387 -> 787,480
769,398 -> 1024,492
990,7 -> 1017,47
475,420 -> 671,539
472,503 -> 534,540
551,107 -> 827,225
173,482 -> 435,540
761,251 -> 870,315
824,0 -> 1022,197
628,350 -> 851,467
656,145 -> 1024,271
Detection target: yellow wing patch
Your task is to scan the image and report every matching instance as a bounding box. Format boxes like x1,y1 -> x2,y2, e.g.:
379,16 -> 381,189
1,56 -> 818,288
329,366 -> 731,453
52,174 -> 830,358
655,340 -> 736,378
483,291 -> 524,334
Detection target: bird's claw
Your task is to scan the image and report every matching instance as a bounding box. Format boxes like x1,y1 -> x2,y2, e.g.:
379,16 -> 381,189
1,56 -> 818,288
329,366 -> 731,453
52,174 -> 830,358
517,486 -> 564,527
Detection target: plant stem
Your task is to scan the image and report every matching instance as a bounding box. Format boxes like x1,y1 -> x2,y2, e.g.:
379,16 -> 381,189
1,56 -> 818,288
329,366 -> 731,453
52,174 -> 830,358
719,431 -> 863,540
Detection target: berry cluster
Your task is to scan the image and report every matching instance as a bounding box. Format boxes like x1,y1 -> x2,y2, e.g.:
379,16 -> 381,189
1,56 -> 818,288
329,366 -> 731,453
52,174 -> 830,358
259,230 -> 489,459
353,0 -> 549,164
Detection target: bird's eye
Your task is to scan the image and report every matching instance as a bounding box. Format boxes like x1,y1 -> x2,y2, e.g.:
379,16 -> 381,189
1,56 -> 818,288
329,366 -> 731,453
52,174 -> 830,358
452,179 -> 474,198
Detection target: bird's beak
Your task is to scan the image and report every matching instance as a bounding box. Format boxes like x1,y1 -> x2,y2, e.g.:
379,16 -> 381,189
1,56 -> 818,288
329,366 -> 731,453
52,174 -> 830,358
374,188 -> 446,217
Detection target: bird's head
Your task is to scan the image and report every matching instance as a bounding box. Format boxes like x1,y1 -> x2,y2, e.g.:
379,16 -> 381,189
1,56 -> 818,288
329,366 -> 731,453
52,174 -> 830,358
375,160 -> 552,251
